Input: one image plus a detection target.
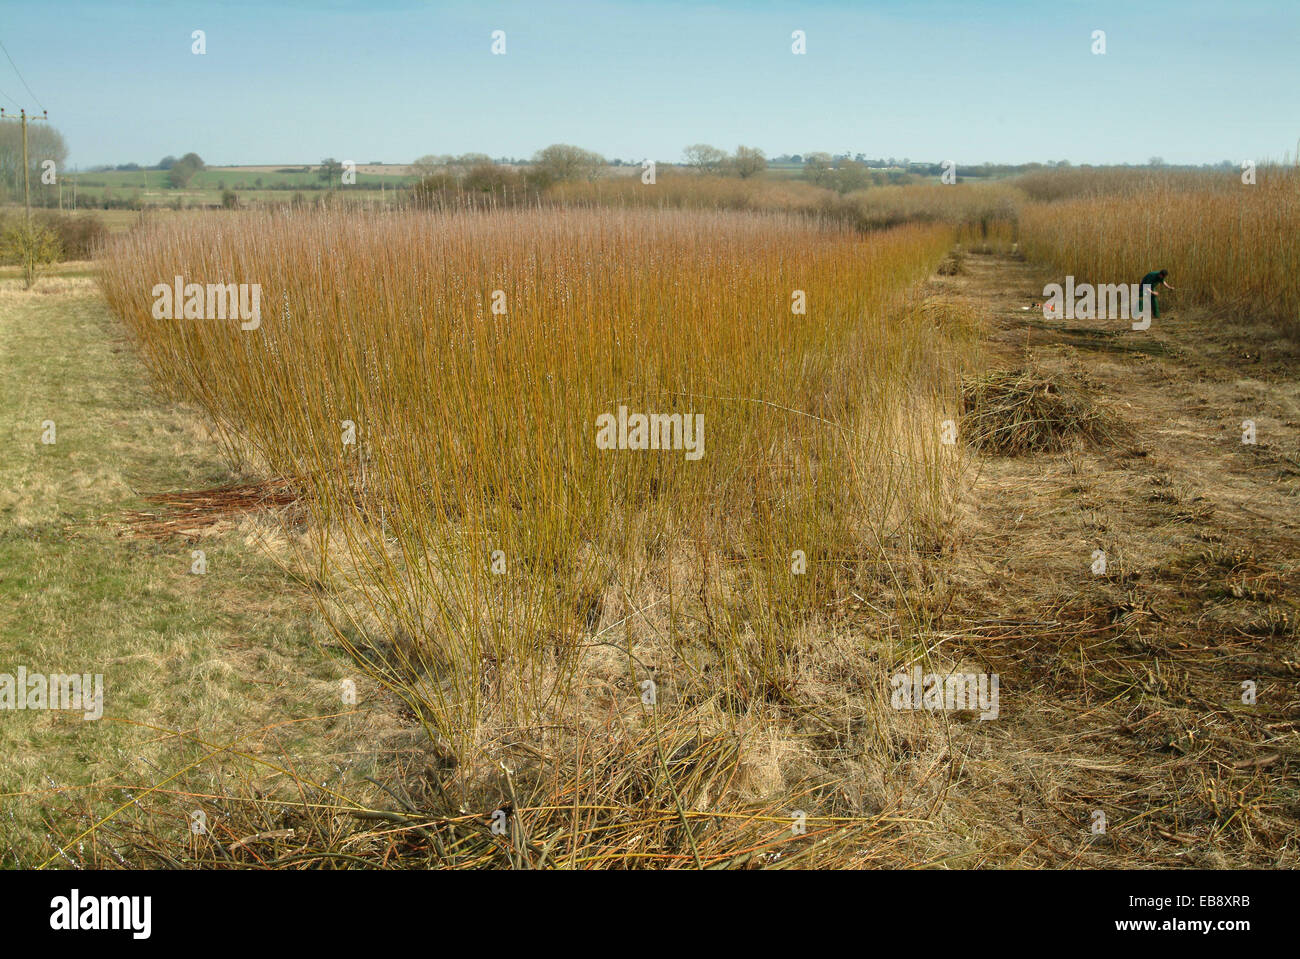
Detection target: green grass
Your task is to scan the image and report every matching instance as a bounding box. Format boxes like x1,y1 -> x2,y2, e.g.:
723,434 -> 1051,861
71,166 -> 417,196
10,166 -> 421,214
65,166 -> 420,192
0,276 -> 377,867
0,259 -> 99,278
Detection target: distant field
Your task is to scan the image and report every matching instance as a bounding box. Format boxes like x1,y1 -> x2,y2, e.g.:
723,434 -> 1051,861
73,165 -> 419,191
0,204 -> 229,234
14,162 -> 967,213
71,163 -> 652,188
25,164 -> 420,211
224,163 -> 414,176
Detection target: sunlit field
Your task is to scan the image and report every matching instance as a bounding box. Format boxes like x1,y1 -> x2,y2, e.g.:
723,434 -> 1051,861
5,2 -> 1300,941
98,207 -> 969,784
30,161 -> 1291,869
6,114 -> 1299,872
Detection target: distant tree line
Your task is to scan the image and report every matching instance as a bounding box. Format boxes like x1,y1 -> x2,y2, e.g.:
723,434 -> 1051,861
680,144 -> 767,177
410,144 -> 614,208
34,121 -> 1263,216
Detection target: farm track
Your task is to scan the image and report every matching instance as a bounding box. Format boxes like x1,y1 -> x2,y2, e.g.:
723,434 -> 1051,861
923,252 -> 1300,866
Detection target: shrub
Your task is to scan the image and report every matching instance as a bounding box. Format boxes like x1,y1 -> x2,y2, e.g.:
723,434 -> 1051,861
411,165 -> 540,209
1,219 -> 62,286
34,211 -> 109,260
533,143 -> 606,182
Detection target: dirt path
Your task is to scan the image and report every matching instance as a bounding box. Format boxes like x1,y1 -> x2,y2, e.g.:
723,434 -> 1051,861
924,252 -> 1300,866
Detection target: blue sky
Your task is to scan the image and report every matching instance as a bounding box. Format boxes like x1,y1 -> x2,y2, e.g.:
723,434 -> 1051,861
2,0 -> 1297,168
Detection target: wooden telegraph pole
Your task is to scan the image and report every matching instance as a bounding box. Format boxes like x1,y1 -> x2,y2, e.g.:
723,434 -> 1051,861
1,107 -> 49,225
1,107 -> 50,286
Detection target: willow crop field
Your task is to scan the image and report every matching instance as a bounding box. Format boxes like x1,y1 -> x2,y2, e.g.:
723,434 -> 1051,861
94,207 -> 969,824
1018,166 -> 1300,334
3,6 -> 1300,928
3,158 -> 1283,876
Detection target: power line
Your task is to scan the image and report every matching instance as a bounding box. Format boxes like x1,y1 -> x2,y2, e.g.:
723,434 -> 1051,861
0,38 -> 44,111
0,82 -> 20,109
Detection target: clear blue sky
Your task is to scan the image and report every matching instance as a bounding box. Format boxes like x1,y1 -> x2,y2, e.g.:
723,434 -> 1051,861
2,0 -> 1297,168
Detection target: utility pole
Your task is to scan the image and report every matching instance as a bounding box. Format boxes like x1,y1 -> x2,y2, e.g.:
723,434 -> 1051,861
0,107 -> 49,227
1,108 -> 51,287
